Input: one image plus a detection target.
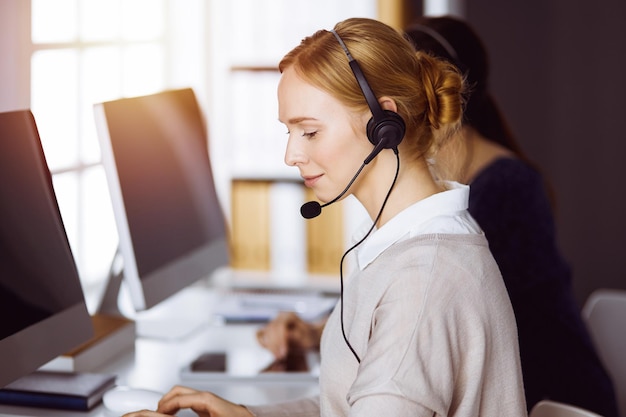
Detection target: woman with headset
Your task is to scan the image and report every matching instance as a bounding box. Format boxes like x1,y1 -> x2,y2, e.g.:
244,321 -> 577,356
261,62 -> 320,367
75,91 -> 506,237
124,17 -> 526,417
257,15 -> 619,417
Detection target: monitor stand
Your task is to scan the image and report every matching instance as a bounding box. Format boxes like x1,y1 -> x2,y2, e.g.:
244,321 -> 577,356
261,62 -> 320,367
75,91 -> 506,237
129,294 -> 211,341
97,249 -> 210,341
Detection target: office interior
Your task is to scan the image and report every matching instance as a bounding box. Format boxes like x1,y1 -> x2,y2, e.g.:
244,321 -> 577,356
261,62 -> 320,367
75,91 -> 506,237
2,0 -> 624,306
1,0 -> 625,415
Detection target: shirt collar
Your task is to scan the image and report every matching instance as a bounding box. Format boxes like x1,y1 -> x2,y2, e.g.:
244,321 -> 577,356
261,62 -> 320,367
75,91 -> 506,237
353,181 -> 474,270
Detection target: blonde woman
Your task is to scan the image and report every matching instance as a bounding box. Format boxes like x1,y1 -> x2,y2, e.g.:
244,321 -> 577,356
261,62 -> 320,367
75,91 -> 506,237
125,17 -> 526,417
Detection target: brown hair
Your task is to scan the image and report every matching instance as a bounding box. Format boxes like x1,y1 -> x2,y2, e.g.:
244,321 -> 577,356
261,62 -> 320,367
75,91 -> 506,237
279,17 -> 466,170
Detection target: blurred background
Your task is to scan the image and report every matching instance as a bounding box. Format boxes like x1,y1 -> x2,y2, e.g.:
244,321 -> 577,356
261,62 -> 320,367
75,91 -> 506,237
450,0 -> 626,306
0,0 -> 624,308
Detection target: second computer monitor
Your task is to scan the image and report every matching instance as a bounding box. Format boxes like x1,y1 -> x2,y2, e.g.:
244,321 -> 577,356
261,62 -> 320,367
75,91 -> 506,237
94,88 -> 229,312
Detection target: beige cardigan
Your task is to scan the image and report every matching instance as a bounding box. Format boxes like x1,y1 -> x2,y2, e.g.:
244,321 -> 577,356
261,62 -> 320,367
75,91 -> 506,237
248,234 -> 527,417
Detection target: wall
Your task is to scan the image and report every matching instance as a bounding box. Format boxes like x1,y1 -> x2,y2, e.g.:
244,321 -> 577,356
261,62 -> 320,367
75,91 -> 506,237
0,0 -> 29,112
466,1 -> 626,306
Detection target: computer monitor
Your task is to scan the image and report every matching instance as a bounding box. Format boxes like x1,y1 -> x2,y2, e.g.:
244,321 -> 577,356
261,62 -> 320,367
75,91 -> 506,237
0,110 -> 94,388
94,88 -> 229,314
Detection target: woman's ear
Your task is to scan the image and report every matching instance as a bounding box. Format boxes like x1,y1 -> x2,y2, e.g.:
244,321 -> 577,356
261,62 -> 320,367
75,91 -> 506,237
379,96 -> 399,113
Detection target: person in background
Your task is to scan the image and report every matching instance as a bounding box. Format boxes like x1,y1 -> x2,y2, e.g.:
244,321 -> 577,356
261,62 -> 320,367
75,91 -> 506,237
406,16 -> 618,416
257,15 -> 619,417
124,17 -> 527,417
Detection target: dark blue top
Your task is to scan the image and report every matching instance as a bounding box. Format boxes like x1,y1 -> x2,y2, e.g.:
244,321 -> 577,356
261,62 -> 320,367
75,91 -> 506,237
469,157 -> 618,416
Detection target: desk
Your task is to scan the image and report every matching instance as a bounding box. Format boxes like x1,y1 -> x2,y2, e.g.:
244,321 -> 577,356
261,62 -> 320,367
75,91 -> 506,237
0,280 -> 327,417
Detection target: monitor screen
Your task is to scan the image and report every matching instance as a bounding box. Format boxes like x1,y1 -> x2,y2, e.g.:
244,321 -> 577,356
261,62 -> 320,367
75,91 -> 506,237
0,110 -> 93,388
94,88 -> 229,312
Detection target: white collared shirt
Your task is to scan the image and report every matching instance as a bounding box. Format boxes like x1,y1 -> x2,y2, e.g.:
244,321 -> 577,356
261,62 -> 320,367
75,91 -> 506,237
353,181 -> 482,271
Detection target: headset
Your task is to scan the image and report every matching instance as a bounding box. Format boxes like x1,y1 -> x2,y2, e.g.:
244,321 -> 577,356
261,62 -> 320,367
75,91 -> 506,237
404,23 -> 462,70
330,30 -> 406,163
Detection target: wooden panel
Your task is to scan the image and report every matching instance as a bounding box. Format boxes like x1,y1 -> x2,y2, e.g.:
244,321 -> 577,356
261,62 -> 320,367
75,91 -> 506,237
305,188 -> 345,275
230,180 -> 271,270
378,0 -> 413,29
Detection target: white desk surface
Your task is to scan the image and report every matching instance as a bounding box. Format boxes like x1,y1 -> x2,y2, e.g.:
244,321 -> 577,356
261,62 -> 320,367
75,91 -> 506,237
0,271 -> 336,417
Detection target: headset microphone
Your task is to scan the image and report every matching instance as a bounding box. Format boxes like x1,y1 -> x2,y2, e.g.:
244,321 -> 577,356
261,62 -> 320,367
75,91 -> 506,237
299,30 -> 406,220
300,201 -> 323,219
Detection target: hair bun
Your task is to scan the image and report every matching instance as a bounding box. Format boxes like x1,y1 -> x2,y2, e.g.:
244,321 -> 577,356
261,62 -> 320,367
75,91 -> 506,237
416,52 -> 465,131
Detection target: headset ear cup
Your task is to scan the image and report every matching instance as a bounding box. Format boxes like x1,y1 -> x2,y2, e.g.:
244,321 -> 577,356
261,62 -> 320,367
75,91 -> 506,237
366,110 -> 406,149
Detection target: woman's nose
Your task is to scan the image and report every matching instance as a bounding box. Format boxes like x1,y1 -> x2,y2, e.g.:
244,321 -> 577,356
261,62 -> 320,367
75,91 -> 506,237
284,137 -> 306,167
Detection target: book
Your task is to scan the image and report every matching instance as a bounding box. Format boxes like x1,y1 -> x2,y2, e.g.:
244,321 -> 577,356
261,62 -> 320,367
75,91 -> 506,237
0,371 -> 116,411
39,314 -> 136,372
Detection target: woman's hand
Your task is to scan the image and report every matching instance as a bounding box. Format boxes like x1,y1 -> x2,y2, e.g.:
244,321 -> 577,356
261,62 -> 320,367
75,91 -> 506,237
122,385 -> 254,417
256,311 -> 325,360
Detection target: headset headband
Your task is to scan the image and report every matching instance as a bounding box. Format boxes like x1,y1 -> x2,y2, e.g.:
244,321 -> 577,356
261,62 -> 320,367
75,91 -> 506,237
406,23 -> 460,66
330,29 -> 387,123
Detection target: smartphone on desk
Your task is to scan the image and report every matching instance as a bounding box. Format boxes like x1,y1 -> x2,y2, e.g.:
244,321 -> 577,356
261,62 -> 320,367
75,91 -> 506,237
190,352 -> 227,372
182,348 -> 320,382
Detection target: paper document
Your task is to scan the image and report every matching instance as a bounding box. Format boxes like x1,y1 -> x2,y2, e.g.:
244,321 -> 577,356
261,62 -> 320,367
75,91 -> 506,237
213,290 -> 337,323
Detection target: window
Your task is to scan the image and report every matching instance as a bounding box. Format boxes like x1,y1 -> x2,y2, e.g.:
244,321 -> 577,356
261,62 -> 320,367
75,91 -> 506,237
29,0 -> 170,297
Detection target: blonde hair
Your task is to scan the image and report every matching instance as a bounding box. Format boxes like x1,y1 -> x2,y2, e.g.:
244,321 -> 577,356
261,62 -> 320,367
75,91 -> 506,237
279,17 -> 466,176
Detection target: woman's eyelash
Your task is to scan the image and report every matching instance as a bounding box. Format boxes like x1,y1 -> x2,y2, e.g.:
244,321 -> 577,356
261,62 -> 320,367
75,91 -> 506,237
284,130 -> 318,138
